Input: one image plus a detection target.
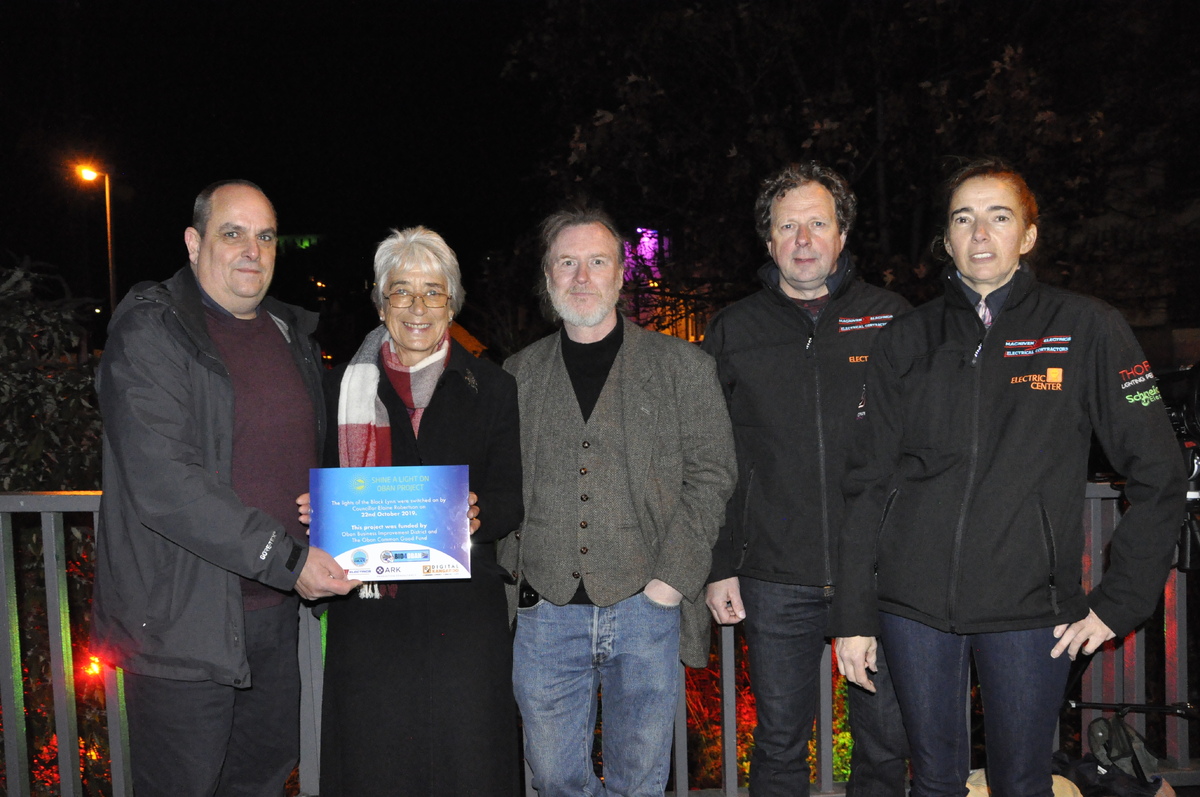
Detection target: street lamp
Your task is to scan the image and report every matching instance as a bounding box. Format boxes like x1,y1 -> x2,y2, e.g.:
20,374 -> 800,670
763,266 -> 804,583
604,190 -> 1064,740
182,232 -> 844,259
75,165 -> 117,313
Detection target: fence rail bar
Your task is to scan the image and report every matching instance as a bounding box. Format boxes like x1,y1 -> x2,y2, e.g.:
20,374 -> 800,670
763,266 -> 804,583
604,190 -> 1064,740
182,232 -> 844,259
4,488 -> 1200,794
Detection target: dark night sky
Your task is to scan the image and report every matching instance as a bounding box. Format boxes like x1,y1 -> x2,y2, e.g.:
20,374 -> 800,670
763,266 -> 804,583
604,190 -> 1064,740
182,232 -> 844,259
3,0 -> 544,322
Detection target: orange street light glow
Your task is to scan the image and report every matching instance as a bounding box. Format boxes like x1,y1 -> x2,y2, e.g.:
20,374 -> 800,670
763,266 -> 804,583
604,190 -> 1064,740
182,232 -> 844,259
77,166 -> 100,181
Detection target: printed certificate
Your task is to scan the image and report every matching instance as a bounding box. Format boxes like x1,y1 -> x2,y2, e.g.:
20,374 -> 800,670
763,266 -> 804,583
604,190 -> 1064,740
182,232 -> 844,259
309,465 -> 470,581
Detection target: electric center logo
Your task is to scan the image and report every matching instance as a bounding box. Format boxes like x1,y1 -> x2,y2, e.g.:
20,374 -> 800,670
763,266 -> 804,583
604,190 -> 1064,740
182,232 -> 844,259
1010,368 -> 1064,391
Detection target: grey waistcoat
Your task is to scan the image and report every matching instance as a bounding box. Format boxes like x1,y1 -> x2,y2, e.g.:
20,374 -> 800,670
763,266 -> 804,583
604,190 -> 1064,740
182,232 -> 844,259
521,346 -> 650,606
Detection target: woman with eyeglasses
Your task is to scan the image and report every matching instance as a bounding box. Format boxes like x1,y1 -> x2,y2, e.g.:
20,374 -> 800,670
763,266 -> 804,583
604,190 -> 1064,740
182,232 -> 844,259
317,226 -> 523,796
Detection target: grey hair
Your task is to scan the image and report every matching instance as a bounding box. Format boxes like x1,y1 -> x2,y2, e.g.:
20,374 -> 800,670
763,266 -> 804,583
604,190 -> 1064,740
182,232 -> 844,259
372,226 -> 465,314
191,179 -> 274,237
753,162 -> 857,243
537,206 -> 625,322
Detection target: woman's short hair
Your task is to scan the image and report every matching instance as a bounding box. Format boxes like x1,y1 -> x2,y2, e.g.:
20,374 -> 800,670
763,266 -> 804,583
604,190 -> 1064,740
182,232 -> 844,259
372,226 -> 465,314
754,162 -> 857,243
941,157 -> 1040,230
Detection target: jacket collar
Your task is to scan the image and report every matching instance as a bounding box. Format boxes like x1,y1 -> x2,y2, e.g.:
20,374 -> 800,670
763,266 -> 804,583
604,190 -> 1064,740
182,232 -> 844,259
756,250 -> 858,307
941,261 -> 1037,314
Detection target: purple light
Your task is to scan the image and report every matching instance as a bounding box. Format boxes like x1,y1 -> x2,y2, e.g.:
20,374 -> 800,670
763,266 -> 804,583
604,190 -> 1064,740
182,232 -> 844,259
625,227 -> 666,282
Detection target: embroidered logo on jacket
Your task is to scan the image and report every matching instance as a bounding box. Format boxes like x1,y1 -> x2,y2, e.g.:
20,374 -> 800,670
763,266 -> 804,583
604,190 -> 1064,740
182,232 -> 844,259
1011,368 -> 1064,391
1119,360 -> 1153,385
1003,336 -> 1072,357
838,315 -> 894,332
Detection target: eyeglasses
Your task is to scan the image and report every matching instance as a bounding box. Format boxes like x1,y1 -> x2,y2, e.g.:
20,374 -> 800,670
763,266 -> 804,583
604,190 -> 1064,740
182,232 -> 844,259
386,289 -> 450,309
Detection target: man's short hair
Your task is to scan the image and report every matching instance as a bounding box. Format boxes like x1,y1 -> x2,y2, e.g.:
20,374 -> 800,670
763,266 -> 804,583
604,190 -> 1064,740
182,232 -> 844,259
537,205 -> 626,322
754,162 -> 857,243
372,226 -> 466,314
191,179 -> 274,238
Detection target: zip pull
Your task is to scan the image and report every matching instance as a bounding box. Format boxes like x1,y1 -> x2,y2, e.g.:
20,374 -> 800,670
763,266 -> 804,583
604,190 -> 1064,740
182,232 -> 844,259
806,333 -> 814,351
970,340 -> 983,366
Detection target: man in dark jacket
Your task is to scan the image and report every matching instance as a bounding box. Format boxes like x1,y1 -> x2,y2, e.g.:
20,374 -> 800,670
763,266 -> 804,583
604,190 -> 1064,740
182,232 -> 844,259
91,180 -> 358,797
703,163 -> 910,797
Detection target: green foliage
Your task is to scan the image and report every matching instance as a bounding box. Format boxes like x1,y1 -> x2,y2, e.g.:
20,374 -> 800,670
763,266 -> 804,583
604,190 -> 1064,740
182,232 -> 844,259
0,257 -> 103,491
0,256 -> 107,792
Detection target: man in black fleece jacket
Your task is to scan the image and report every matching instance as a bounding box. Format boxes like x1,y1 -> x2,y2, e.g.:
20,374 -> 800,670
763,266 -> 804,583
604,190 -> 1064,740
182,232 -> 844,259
703,163 -> 910,797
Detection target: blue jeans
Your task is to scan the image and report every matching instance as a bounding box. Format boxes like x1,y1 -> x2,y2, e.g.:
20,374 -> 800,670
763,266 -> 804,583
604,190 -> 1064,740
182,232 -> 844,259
513,592 -> 682,797
879,612 -> 1071,797
741,579 -> 908,797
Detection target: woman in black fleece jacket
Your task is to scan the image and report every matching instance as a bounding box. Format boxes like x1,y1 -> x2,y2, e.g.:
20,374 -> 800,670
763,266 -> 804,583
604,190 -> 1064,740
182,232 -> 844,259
831,159 -> 1184,797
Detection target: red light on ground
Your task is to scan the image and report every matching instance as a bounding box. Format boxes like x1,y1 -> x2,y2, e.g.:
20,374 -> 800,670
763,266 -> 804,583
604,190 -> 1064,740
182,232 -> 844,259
83,655 -> 102,677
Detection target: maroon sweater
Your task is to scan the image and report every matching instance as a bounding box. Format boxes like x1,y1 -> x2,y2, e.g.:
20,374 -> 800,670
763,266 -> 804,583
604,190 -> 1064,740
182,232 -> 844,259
206,307 -> 317,611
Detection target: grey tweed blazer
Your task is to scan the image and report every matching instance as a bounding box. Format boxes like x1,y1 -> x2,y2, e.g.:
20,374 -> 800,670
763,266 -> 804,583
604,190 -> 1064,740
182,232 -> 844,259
499,319 -> 736,667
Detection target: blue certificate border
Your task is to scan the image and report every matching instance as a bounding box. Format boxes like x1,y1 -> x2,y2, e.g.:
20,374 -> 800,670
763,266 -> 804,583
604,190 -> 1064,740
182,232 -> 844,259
309,464 -> 470,580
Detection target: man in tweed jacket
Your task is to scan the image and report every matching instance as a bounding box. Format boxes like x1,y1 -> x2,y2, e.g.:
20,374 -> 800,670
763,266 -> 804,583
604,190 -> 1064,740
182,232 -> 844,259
499,206 -> 735,796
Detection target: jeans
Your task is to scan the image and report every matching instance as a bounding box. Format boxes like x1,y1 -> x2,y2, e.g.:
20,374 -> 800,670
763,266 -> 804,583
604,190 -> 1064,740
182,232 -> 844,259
513,591 -> 682,797
879,612 -> 1071,797
741,578 -> 907,797
124,597 -> 301,797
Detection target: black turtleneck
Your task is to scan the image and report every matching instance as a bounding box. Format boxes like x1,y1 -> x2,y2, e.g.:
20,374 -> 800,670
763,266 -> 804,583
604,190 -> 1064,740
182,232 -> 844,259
560,320 -> 624,422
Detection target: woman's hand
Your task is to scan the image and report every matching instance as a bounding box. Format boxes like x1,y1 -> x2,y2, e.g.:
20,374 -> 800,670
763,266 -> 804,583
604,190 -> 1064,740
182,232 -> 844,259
1052,609 -> 1115,660
296,493 -> 312,529
835,636 -> 878,693
468,491 -> 480,535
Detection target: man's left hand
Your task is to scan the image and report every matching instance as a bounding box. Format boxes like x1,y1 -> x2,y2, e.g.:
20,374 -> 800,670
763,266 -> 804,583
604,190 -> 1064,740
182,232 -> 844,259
645,578 -> 683,607
1052,609 -> 1115,659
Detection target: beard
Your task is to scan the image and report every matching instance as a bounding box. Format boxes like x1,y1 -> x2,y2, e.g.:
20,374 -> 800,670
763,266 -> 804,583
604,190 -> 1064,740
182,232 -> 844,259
550,285 -> 620,328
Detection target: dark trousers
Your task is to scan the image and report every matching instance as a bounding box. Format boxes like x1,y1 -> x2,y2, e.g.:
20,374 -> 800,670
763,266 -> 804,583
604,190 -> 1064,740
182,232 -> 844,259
879,612 -> 1071,797
123,596 -> 301,797
741,578 -> 908,797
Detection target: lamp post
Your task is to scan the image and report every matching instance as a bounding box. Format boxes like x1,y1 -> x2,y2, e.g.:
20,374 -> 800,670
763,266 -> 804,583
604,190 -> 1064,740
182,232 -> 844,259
76,165 -> 117,313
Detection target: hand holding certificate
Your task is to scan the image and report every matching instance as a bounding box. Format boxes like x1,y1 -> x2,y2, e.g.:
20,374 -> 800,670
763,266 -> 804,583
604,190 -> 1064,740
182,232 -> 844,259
309,465 -> 471,581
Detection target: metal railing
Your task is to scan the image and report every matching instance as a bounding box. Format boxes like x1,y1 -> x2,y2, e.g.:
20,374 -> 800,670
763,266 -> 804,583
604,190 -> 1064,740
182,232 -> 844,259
2,488 -> 1196,796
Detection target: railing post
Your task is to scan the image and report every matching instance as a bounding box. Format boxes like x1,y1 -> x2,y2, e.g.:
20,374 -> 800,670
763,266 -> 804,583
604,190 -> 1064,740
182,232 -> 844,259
673,661 -> 688,793
103,665 -> 131,796
1165,568 -> 1191,767
720,623 -> 737,797
1,510 -> 32,797
818,644 -> 834,793
42,509 -> 82,797
297,609 -> 324,796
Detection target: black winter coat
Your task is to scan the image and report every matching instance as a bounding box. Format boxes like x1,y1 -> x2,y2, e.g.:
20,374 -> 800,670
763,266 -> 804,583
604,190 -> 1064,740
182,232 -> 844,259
319,339 -> 524,796
702,257 -> 910,586
91,267 -> 323,686
830,266 -> 1184,638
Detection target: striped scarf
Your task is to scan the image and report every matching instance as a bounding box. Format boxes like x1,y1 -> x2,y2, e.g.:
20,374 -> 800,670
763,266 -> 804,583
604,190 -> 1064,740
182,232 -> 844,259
337,325 -> 450,468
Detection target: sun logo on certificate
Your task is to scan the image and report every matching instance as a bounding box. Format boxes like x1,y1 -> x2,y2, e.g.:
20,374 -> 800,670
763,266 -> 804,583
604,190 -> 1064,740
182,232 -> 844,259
353,477 -> 366,492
